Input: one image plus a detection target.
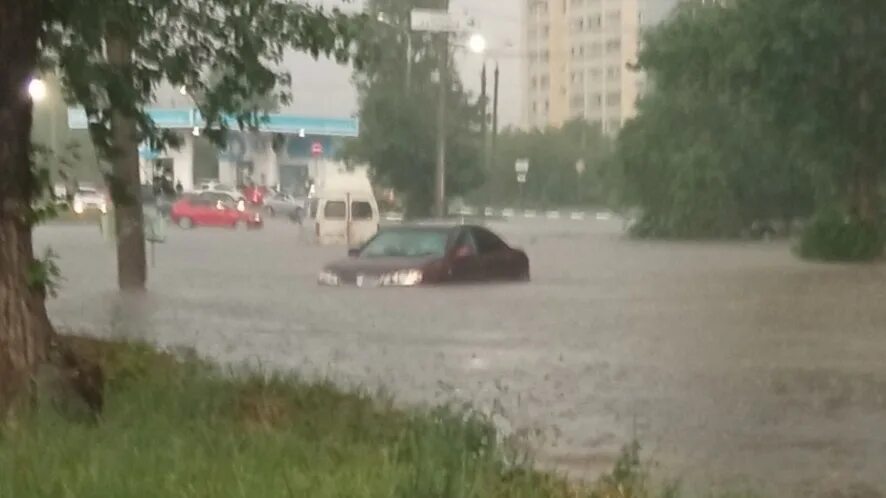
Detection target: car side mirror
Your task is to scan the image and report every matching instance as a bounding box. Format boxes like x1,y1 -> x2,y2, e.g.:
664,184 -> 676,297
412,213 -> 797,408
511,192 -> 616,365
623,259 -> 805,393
348,248 -> 361,258
453,245 -> 475,259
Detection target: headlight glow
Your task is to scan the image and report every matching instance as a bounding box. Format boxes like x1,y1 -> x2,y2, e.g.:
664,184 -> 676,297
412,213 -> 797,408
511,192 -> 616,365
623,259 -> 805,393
317,270 -> 340,286
379,269 -> 423,287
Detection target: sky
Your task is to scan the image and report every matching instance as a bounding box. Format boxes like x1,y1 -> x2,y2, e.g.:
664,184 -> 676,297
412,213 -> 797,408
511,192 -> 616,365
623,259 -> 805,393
232,0 -> 678,127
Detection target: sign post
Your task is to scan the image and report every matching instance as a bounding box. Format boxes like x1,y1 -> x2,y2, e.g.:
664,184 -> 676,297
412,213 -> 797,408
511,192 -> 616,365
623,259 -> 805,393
143,206 -> 167,268
515,158 -> 530,209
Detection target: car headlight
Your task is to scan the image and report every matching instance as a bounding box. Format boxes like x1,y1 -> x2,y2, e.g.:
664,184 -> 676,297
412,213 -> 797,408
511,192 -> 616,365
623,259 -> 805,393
379,269 -> 423,287
72,199 -> 84,214
317,270 -> 340,286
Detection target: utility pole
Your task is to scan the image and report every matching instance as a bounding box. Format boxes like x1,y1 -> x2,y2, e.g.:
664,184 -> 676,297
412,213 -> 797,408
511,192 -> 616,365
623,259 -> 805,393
480,63 -> 489,171
434,30 -> 449,218
491,63 -> 500,174
405,31 -> 413,92
480,63 -> 487,140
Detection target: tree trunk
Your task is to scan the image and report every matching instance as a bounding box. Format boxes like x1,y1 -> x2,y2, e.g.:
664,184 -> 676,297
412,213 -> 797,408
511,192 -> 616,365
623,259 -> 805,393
106,33 -> 147,291
0,0 -> 51,413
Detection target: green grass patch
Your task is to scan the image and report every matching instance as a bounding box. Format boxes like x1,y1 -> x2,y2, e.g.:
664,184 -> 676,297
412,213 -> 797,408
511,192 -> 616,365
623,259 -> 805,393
797,210 -> 884,262
1,337 -> 681,498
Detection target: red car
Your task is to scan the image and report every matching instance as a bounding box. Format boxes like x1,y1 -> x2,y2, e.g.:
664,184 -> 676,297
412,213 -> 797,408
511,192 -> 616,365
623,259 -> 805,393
170,192 -> 263,229
242,185 -> 267,205
318,224 -> 530,287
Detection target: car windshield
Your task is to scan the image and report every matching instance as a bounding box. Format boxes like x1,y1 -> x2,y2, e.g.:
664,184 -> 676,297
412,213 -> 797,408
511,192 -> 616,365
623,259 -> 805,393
359,229 -> 449,258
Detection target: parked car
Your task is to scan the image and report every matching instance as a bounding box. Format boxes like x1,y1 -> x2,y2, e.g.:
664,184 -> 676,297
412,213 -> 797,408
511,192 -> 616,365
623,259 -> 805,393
318,224 -> 530,287
170,192 -> 262,229
263,192 -> 306,222
71,186 -> 108,215
196,182 -> 247,203
305,190 -> 380,246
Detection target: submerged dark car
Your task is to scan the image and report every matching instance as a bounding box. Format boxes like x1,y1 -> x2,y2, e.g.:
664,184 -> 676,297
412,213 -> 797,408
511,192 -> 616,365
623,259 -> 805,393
318,224 -> 530,287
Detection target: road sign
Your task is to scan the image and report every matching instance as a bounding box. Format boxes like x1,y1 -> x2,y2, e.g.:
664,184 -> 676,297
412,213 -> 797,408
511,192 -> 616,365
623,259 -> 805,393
515,158 -> 530,174
516,173 -> 528,184
311,142 -> 324,157
411,8 -> 468,33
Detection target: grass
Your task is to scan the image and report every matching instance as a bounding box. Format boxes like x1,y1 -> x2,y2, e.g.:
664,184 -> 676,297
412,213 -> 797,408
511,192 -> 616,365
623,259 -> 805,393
1,337 -> 676,498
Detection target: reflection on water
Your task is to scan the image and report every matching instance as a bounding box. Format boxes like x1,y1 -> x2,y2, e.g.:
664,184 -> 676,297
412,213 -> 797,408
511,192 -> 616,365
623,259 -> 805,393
37,220 -> 886,497
107,291 -> 156,341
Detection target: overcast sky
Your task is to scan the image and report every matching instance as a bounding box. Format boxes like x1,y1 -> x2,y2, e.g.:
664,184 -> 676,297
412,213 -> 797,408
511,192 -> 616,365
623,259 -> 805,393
280,0 -> 678,126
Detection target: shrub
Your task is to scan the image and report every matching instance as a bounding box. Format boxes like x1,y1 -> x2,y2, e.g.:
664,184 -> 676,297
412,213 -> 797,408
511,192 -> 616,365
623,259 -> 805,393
798,210 -> 884,262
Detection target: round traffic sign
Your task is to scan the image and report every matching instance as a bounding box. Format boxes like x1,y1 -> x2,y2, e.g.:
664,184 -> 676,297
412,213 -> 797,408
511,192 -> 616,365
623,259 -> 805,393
311,142 -> 324,156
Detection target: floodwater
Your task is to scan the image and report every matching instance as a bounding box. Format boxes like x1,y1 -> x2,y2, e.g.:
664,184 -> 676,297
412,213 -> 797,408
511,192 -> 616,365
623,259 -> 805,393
35,218 -> 886,497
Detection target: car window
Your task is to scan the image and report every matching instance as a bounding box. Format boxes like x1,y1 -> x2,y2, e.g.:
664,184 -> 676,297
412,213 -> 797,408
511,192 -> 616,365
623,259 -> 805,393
323,201 -> 346,219
192,194 -> 214,206
472,228 -> 508,254
453,228 -> 479,254
361,230 -> 450,258
351,201 -> 374,220
219,197 -> 237,210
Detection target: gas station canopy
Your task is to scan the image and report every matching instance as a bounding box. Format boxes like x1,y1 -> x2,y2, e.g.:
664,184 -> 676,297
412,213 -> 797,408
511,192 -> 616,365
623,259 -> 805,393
67,107 -> 359,137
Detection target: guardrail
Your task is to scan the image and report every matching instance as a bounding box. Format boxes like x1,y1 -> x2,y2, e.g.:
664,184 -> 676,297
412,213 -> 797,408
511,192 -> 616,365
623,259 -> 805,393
383,208 -> 619,223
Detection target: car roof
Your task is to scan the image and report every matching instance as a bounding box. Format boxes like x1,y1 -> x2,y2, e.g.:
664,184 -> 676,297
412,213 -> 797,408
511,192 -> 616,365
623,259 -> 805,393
381,222 -> 488,233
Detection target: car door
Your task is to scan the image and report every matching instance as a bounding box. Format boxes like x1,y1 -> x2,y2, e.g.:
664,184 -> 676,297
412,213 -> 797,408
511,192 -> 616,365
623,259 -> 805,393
199,193 -> 229,226
470,227 -> 514,280
189,194 -> 216,225
349,198 -> 379,246
319,198 -> 348,245
448,228 -> 484,281
218,195 -> 242,226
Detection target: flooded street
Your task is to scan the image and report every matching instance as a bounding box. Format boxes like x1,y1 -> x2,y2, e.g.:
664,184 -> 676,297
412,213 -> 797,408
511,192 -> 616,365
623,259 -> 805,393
36,219 -> 886,497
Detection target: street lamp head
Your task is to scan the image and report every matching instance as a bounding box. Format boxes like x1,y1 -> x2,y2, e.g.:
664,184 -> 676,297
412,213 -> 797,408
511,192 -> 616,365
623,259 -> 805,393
28,78 -> 47,102
468,33 -> 487,54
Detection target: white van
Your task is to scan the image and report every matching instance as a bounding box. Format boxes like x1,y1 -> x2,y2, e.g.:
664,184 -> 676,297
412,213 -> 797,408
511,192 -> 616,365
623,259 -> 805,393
306,191 -> 379,246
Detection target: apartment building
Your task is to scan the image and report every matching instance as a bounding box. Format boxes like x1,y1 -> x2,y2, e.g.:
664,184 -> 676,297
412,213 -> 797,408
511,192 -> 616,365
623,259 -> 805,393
524,0 -> 650,134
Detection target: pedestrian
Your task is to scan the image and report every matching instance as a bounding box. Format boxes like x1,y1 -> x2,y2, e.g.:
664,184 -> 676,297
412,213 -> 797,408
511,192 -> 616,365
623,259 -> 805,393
175,180 -> 183,195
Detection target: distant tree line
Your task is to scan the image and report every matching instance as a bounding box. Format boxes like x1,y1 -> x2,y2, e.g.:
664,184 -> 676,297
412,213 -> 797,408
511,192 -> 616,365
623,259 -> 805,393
475,120 -> 614,209
611,0 -> 886,259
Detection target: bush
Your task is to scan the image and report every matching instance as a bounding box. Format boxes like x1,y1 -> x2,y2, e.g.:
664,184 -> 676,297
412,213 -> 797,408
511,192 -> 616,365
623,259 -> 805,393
798,210 -> 885,262
627,212 -> 743,240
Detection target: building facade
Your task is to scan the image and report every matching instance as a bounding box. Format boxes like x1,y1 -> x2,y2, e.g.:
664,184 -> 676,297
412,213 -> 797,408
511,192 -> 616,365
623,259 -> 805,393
524,0 -> 649,134
66,107 -> 359,196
